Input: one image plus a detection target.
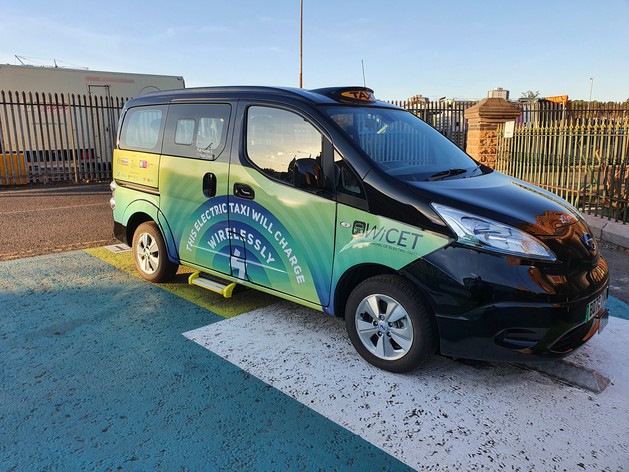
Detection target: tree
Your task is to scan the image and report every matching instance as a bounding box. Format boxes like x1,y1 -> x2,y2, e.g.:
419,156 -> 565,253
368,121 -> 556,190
520,90 -> 540,100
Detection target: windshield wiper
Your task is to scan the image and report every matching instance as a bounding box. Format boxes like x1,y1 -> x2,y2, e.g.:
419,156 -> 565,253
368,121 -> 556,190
427,168 -> 468,181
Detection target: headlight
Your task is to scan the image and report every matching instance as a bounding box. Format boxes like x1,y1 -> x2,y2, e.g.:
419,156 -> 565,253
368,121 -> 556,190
432,203 -> 556,261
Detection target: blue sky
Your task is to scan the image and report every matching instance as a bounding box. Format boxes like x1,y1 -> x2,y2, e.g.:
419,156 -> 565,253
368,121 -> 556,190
2,0 -> 628,102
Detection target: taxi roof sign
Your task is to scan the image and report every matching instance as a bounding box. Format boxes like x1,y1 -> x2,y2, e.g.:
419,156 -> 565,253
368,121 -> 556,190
340,89 -> 376,102
313,87 -> 377,104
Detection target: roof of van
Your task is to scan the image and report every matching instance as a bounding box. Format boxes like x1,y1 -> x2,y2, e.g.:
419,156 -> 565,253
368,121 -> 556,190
123,86 -> 398,108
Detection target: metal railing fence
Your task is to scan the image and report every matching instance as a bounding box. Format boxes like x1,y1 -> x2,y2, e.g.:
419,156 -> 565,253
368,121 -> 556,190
496,119 -> 628,223
516,100 -> 629,126
0,91 -> 127,185
389,99 -> 476,150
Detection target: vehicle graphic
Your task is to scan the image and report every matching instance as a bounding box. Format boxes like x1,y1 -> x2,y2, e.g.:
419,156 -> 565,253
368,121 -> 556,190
111,86 -> 609,372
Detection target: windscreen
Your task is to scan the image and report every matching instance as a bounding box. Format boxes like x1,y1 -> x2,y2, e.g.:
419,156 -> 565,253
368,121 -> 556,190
326,107 -> 481,182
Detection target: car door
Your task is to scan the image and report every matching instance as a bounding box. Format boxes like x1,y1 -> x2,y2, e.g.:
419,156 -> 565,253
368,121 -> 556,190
158,102 -> 234,275
226,103 -> 336,307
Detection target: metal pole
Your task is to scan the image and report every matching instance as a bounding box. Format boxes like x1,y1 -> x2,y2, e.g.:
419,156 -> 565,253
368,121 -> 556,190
589,77 -> 594,103
299,0 -> 303,88
361,59 -> 366,87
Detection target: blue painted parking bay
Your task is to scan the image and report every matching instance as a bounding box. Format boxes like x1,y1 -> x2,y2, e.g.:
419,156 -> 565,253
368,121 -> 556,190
2,251 -> 629,471
0,252 -> 410,471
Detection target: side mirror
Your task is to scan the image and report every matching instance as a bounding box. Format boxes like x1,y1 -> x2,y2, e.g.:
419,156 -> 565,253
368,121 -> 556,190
293,158 -> 327,190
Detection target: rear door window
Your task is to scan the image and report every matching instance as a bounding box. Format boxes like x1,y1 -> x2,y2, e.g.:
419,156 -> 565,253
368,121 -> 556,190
163,103 -> 231,160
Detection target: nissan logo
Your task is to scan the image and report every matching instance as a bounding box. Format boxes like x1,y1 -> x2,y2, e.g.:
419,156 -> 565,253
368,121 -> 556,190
582,233 -> 597,252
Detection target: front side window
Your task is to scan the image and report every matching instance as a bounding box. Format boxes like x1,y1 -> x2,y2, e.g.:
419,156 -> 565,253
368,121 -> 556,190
246,106 -> 323,186
327,107 -> 481,182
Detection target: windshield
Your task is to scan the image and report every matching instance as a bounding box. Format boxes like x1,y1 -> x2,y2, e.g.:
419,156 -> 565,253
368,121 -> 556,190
326,106 -> 480,182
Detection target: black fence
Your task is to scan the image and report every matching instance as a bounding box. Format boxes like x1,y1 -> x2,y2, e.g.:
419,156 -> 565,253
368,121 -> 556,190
388,99 -> 476,150
0,91 -> 126,185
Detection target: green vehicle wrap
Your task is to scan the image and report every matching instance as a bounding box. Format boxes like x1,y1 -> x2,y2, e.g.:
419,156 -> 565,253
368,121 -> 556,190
116,162 -> 451,313
127,152 -> 452,314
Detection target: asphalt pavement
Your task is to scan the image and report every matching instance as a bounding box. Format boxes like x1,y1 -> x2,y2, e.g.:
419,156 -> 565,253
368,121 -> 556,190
0,183 -> 117,261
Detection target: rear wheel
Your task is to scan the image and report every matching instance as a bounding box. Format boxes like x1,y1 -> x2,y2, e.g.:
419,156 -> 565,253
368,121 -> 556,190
132,221 -> 178,283
345,274 -> 436,373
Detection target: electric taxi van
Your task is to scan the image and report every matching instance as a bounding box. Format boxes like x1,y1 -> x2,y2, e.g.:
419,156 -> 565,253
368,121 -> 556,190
110,86 -> 609,373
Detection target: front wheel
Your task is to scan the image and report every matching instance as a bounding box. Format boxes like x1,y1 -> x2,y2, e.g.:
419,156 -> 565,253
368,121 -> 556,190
345,275 -> 436,373
132,221 -> 178,283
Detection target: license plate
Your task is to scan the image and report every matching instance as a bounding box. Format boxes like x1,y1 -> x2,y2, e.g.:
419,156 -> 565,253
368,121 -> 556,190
586,287 -> 608,322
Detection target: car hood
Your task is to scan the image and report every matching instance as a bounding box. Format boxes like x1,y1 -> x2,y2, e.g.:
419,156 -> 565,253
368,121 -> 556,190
407,170 -> 584,237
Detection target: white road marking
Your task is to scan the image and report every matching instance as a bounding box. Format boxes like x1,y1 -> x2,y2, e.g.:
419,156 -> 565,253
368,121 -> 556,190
184,303 -> 629,471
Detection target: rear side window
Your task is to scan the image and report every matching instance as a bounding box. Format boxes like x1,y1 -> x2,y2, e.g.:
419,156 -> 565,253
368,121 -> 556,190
163,104 -> 231,160
119,106 -> 166,152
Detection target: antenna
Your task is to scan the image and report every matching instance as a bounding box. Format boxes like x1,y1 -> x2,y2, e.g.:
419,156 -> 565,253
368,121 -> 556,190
361,60 -> 366,87
12,55 -> 88,69
299,0 -> 303,88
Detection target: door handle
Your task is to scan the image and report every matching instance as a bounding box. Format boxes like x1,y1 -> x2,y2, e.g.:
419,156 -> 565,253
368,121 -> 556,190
233,183 -> 255,200
203,173 -> 217,197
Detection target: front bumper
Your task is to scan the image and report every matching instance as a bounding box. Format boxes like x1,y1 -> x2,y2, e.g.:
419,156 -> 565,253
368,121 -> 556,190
402,245 -> 610,363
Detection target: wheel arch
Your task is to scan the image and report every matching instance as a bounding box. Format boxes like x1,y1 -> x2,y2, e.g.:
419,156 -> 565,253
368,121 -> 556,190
121,199 -> 178,264
333,263 -> 395,318
125,211 -> 154,246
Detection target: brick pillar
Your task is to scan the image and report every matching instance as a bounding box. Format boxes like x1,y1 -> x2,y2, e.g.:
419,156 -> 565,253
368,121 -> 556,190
465,98 -> 521,168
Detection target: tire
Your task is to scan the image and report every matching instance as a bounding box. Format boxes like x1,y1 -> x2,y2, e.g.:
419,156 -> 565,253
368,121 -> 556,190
132,221 -> 178,283
345,274 -> 436,373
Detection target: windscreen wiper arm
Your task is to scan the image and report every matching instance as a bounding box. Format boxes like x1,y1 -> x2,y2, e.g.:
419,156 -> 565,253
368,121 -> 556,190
427,168 -> 468,181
